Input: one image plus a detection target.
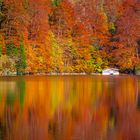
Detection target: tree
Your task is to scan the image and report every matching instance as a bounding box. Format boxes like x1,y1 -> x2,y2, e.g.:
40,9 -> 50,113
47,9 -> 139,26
112,0 -> 140,70
16,41 -> 27,74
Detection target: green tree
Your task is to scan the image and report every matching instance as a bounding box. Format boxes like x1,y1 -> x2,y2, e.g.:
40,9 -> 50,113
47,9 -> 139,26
52,0 -> 60,7
16,41 -> 27,75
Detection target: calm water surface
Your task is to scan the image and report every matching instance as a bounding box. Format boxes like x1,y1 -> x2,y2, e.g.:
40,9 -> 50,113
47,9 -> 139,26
0,75 -> 140,140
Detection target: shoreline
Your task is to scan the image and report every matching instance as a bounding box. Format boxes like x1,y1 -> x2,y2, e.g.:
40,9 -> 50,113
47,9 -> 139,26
0,72 -> 100,77
0,72 -> 136,77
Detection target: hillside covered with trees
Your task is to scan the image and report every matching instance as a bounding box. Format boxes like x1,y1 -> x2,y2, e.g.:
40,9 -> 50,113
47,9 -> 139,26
0,0 -> 140,75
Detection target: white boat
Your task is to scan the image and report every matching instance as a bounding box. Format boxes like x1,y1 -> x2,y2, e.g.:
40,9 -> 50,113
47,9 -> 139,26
102,68 -> 119,75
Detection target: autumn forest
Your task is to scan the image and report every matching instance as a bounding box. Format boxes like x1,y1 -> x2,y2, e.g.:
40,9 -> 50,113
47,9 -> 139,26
0,0 -> 140,74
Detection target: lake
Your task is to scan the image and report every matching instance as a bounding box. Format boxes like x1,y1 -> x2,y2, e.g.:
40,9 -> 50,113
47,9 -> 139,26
0,75 -> 140,140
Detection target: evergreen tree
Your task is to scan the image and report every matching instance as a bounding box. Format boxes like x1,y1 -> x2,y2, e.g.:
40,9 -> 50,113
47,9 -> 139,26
16,41 -> 26,75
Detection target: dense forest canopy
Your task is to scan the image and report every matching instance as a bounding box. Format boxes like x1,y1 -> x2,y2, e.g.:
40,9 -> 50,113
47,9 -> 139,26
0,0 -> 140,74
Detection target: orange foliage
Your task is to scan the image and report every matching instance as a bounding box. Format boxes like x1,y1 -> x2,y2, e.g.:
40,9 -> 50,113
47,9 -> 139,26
0,0 -> 140,72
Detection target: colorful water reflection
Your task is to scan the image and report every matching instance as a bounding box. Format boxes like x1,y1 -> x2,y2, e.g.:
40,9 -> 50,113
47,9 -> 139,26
0,75 -> 140,140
